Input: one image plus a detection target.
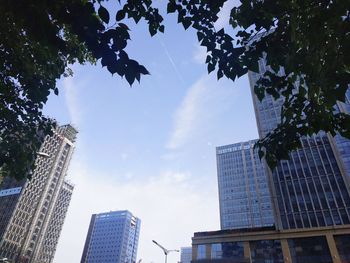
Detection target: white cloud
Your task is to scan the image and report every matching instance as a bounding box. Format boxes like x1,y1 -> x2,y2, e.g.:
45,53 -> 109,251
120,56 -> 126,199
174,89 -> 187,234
166,77 -> 205,150
166,74 -> 238,150
62,77 -> 82,126
54,159 -> 219,263
192,45 -> 207,64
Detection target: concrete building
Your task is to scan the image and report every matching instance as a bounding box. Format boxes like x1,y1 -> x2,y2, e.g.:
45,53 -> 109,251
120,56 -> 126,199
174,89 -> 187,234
191,225 -> 350,263
180,247 -> 192,263
249,61 -> 350,230
216,140 -> 274,229
81,210 -> 141,263
0,124 -> 77,263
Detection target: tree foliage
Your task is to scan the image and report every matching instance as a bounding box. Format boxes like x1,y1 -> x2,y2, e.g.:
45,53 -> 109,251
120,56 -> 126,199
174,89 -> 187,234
0,0 -> 163,179
1,0 -> 349,180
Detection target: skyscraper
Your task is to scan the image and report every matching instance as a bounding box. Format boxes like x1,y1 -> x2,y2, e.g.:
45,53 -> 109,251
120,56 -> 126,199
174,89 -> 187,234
0,124 -> 77,262
249,61 -> 350,230
216,140 -> 274,229
81,210 -> 141,263
180,247 -> 192,263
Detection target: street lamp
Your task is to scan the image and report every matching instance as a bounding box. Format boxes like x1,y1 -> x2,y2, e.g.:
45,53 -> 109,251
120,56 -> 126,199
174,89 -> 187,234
152,240 -> 179,263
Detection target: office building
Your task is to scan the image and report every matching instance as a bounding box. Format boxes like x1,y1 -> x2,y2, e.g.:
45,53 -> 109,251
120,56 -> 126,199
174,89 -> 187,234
248,60 -> 350,230
81,210 -> 141,263
0,124 -> 77,263
334,89 -> 350,176
180,247 -> 192,263
191,225 -> 350,263
216,140 -> 274,229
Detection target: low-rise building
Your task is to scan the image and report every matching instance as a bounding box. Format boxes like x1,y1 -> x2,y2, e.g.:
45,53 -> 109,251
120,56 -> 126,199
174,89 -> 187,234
192,225 -> 350,263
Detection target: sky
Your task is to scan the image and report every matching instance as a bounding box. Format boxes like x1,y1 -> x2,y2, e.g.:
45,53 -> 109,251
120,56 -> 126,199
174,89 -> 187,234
43,1 -> 259,262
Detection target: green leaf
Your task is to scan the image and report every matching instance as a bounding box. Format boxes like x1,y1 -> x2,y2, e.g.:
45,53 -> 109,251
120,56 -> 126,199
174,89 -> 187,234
125,71 -> 135,85
217,70 -> 223,79
98,5 -> 109,24
205,55 -> 211,63
116,10 -> 125,21
159,25 -> 165,33
118,23 -> 129,31
182,18 -> 192,30
139,65 -> 150,75
167,1 -> 176,13
208,63 -> 215,73
197,31 -> 205,41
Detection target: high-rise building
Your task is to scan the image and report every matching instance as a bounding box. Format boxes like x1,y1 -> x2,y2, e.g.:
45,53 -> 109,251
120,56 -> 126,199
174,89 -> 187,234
180,247 -> 192,263
249,61 -> 350,230
81,210 -> 141,263
216,140 -> 274,229
0,124 -> 77,263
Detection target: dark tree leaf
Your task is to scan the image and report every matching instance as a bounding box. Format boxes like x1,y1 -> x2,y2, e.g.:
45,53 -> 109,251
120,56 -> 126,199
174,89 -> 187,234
118,23 -> 129,31
208,63 -> 215,73
139,65 -> 150,75
98,5 -> 110,24
159,25 -> 165,33
116,10 -> 125,21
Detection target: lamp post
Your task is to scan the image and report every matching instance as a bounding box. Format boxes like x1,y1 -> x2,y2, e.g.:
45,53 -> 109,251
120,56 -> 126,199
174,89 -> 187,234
152,240 -> 179,263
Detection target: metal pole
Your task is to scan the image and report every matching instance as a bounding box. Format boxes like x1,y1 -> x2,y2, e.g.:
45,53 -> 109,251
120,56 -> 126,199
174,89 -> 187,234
165,253 -> 167,263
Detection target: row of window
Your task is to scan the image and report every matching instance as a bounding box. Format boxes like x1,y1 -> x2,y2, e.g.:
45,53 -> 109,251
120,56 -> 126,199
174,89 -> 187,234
196,234 -> 350,263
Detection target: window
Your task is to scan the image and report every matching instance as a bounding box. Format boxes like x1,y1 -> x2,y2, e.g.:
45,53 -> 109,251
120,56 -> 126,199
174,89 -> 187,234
211,243 -> 222,259
250,240 -> 283,263
334,235 -> 350,263
288,236 -> 332,263
222,242 -> 244,260
197,245 -> 206,259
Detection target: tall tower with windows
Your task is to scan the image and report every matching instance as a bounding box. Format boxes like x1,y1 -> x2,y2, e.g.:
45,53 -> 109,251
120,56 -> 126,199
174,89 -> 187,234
249,62 -> 350,230
216,140 -> 274,229
0,124 -> 77,262
81,210 -> 141,263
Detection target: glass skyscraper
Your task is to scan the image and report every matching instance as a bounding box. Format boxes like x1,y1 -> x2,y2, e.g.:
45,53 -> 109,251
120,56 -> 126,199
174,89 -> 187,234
180,247 -> 192,263
249,61 -> 350,230
216,140 -> 274,229
81,210 -> 141,263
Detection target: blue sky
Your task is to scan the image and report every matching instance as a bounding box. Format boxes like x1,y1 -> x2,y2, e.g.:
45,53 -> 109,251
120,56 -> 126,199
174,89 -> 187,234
44,1 -> 259,262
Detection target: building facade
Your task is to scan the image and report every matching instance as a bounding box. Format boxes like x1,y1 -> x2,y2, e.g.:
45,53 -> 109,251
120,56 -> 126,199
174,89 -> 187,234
334,89 -> 350,176
191,225 -> 350,263
0,124 -> 77,262
180,247 -> 192,263
81,210 -> 141,263
216,141 -> 274,229
248,61 -> 350,230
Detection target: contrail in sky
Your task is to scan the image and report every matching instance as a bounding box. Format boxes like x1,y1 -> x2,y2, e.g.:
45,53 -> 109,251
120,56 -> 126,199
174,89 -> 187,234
159,38 -> 186,86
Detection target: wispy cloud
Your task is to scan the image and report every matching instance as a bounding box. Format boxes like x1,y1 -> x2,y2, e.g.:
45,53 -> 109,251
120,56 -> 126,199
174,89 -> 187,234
166,77 -> 205,149
62,77 -> 83,126
166,74 -> 238,150
192,45 -> 207,64
54,160 -> 218,263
